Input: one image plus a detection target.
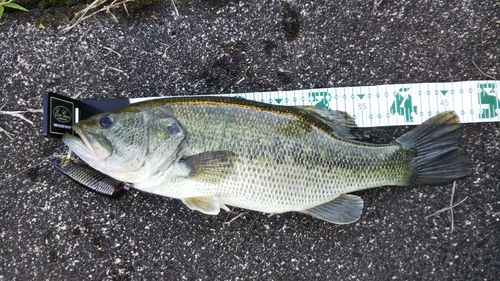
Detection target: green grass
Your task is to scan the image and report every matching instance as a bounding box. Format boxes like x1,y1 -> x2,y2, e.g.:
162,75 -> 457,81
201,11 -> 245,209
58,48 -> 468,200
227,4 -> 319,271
0,0 -> 29,19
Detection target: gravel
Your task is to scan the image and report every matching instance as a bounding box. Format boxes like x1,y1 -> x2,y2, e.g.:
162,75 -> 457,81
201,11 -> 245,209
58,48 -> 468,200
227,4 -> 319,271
0,0 -> 499,280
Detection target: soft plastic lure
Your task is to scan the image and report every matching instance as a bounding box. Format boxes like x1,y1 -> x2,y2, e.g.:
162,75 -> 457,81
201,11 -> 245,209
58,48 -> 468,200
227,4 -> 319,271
49,154 -> 131,196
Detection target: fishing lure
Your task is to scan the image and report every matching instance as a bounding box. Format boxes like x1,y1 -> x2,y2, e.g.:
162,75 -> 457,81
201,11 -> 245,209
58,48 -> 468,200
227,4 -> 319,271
49,154 -> 131,196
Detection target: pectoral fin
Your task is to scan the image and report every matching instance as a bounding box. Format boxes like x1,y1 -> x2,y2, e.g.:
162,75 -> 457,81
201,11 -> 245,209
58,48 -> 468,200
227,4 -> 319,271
302,194 -> 364,224
180,151 -> 236,183
182,196 -> 220,215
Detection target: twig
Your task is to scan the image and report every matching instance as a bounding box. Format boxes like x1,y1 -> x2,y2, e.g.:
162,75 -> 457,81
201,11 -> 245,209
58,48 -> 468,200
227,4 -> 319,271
425,197 -> 468,219
0,126 -> 13,139
472,60 -> 497,80
425,181 -> 469,233
103,46 -> 123,58
223,207 -> 234,224
235,78 -> 246,85
171,0 -> 179,17
66,0 -> 106,30
247,215 -> 260,230
122,0 -> 130,17
372,0 -> 383,14
108,66 -> 124,73
72,92 -> 83,99
223,211 -> 248,227
106,66 -> 129,78
161,43 -> 176,59
0,108 -> 42,126
64,0 -> 135,32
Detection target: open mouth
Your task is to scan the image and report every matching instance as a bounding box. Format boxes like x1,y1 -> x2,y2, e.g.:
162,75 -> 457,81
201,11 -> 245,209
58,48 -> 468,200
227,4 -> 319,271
72,126 -> 98,157
62,125 -> 110,162
62,132 -> 95,161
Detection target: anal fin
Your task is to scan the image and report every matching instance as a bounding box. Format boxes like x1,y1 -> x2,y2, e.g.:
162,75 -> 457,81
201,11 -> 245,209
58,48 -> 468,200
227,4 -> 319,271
302,194 -> 364,224
182,196 -> 220,215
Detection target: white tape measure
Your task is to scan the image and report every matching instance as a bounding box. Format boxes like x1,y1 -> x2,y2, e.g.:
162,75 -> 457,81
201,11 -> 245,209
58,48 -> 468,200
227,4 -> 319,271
131,80 -> 500,127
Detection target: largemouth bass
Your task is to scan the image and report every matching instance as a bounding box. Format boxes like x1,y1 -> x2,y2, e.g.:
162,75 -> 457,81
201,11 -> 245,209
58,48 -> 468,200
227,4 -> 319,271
62,97 -> 469,224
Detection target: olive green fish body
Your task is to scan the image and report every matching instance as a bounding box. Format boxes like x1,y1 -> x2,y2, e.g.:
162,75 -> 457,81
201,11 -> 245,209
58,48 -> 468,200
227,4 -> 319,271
63,97 -> 469,224
135,99 -> 412,213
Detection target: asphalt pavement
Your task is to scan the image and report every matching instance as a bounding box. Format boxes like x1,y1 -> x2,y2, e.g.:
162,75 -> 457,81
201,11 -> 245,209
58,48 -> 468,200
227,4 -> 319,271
0,0 -> 499,280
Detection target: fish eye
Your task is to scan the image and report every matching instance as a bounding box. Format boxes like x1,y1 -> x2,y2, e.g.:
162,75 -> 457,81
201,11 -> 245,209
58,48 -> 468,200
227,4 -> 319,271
99,115 -> 114,128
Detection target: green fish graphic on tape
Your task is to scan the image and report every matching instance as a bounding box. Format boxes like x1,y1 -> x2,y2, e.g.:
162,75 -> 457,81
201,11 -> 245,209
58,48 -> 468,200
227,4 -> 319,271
62,97 -> 469,224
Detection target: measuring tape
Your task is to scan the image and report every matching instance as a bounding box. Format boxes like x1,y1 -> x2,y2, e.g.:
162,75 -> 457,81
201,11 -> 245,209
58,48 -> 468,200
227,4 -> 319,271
132,80 -> 500,127
43,80 -> 500,138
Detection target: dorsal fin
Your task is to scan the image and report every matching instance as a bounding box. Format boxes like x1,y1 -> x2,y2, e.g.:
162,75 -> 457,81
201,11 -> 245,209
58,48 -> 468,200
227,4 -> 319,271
297,106 -> 359,140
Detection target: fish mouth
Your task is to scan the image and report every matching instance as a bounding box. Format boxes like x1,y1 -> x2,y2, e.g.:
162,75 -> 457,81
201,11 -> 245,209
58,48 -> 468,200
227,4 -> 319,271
62,125 -> 112,162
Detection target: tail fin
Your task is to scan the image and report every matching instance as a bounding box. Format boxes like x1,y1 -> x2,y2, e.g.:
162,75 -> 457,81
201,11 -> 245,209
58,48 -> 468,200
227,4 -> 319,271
396,111 -> 470,185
